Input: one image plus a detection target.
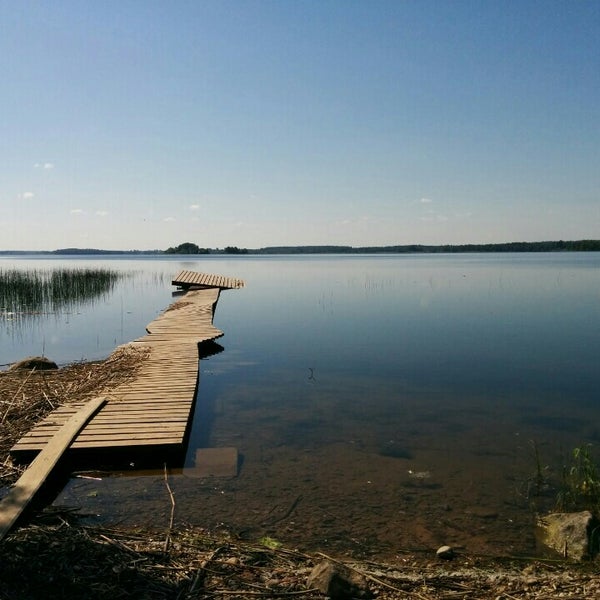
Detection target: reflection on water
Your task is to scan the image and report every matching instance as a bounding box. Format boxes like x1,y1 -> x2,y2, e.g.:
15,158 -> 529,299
5,253 -> 599,557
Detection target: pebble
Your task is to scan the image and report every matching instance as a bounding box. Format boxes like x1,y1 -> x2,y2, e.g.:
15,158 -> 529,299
436,545 -> 455,560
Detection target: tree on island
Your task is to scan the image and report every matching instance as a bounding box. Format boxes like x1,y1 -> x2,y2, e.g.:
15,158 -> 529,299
164,242 -> 210,254
223,246 -> 248,254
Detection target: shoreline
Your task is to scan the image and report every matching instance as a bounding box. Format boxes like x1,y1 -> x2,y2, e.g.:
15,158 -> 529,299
1,515 -> 598,599
1,358 -> 599,597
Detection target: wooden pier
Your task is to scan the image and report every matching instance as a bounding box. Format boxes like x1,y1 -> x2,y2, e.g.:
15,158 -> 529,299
10,272 -> 243,460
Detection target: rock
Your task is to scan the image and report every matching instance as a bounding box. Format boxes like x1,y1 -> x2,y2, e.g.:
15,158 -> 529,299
436,545 -> 455,560
378,441 -> 413,459
307,559 -> 371,599
535,511 -> 599,561
9,356 -> 58,371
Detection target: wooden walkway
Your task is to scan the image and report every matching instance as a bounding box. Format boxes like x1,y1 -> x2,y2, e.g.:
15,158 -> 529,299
11,274 -> 242,460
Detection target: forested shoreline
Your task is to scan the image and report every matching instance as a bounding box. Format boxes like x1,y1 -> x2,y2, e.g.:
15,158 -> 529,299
1,239 -> 599,255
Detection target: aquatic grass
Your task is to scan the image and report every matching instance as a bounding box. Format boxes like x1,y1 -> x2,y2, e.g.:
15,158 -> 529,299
556,444 -> 600,514
0,267 -> 125,317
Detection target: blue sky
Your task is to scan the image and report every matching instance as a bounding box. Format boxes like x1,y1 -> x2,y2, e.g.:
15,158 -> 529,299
1,1 -> 599,250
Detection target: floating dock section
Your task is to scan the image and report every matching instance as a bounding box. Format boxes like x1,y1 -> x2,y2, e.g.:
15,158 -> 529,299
172,269 -> 244,290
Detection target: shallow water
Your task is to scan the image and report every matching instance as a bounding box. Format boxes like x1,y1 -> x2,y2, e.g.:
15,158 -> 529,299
3,253 -> 600,557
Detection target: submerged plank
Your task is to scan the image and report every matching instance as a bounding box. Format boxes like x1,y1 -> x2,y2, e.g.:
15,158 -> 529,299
0,397 -> 106,541
186,447 -> 239,478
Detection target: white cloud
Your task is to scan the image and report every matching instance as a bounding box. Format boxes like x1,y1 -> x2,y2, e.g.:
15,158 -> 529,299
19,191 -> 35,200
189,204 -> 200,211
34,162 -> 54,169
70,208 -> 84,214
95,210 -> 108,217
163,216 -> 176,222
420,197 -> 433,204
43,162 -> 54,169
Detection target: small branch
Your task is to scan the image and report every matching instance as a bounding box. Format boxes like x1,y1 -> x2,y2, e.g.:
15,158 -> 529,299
188,545 -> 226,596
1,368 -> 36,425
262,495 -> 302,527
212,589 -> 320,597
163,463 -> 176,553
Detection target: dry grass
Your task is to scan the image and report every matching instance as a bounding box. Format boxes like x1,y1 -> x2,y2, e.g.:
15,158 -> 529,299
0,516 -> 598,599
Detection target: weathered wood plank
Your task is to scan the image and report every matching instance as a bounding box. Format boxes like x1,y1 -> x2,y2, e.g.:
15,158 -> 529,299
15,438 -> 184,451
0,397 -> 106,541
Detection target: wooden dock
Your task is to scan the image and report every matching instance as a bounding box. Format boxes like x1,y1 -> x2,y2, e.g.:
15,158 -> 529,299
10,273 -> 242,460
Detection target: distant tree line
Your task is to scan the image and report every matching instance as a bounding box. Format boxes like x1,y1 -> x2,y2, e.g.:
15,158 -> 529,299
251,240 -> 600,254
142,240 -> 600,254
49,248 -> 162,255
1,239 -> 598,255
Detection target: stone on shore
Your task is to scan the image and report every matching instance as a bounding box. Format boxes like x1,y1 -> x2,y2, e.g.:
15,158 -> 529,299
307,559 -> 371,599
9,356 -> 58,371
436,545 -> 455,560
536,511 -> 599,561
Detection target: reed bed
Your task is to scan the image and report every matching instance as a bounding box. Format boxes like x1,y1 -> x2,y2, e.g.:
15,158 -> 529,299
0,267 -> 125,317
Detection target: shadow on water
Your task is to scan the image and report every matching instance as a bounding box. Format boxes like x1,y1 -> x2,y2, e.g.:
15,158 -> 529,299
185,340 -> 225,453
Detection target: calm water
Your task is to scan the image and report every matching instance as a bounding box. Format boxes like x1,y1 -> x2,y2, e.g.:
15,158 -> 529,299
2,253 -> 600,557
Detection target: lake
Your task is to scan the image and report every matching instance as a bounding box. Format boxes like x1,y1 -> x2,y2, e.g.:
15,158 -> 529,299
2,253 -> 599,558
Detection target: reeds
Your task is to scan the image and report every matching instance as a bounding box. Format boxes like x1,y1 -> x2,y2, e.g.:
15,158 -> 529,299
0,267 -> 124,317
